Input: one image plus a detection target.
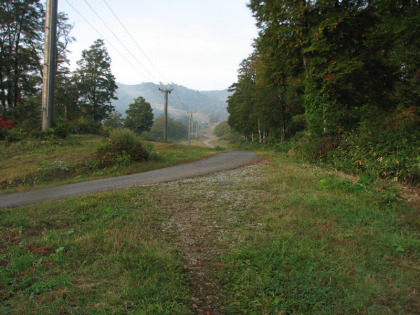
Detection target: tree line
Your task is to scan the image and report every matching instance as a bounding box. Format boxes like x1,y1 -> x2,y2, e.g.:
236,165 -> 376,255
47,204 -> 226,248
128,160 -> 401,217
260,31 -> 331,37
228,0 -> 418,141
1,0 -> 117,132
0,0 -> 192,142
227,0 -> 419,183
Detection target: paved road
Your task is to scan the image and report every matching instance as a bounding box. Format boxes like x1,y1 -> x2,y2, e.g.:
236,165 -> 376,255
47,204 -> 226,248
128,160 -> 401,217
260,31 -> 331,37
0,151 -> 260,209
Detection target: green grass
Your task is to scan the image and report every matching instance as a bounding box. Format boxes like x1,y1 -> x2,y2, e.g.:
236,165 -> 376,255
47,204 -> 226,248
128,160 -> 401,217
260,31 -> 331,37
0,188 -> 191,313
0,151 -> 418,313
217,152 -> 419,314
0,135 -> 218,193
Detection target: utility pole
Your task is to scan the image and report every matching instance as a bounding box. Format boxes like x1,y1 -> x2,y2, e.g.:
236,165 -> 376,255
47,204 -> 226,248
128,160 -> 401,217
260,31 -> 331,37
158,84 -> 173,142
41,0 -> 58,131
187,111 -> 194,145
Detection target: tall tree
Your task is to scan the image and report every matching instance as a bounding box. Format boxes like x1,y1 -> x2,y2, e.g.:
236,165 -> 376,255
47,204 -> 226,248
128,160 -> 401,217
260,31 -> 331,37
75,39 -> 117,122
0,0 -> 44,116
124,96 -> 154,134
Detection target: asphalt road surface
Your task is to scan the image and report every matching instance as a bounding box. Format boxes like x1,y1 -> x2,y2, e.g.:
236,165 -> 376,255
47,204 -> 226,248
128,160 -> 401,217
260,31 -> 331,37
0,150 -> 260,209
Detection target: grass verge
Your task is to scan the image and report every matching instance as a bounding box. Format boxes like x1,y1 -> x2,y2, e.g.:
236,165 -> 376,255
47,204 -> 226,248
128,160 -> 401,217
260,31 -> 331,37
217,152 -> 419,314
0,135 -> 218,193
0,187 -> 191,313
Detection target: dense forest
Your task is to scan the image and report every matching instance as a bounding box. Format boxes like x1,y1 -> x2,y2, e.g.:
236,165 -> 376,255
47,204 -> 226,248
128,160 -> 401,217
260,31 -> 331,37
227,0 -> 419,184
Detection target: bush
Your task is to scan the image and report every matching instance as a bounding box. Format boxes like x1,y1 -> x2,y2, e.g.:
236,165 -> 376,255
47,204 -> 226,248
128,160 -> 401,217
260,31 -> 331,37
47,119 -> 70,139
325,119 -> 419,185
70,117 -> 102,134
0,115 -> 14,141
107,128 -> 150,161
291,108 -> 419,185
4,130 -> 23,143
290,132 -> 323,160
89,129 -> 150,170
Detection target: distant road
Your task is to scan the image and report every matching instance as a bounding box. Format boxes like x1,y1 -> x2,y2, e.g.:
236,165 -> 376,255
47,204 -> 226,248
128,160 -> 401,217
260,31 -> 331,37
0,151 -> 260,209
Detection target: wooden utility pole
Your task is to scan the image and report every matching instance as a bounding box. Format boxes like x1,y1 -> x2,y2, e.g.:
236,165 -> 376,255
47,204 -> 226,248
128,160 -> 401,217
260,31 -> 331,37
158,85 -> 173,142
41,0 -> 58,131
187,111 -> 194,145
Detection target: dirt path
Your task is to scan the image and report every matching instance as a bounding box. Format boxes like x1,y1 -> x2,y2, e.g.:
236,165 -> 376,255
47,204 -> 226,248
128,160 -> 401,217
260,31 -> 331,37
0,151 -> 260,209
179,125 -> 219,148
157,163 -> 264,313
202,126 -> 217,148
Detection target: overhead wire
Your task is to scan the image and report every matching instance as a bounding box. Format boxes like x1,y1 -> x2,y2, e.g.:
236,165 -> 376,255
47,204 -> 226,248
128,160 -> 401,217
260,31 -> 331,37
64,0 -> 152,81
103,0 -> 168,83
82,0 -> 159,83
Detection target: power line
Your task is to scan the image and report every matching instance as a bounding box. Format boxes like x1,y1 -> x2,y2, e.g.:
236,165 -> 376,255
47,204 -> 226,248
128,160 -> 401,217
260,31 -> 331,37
103,0 -> 168,83
82,0 -> 159,82
64,0 -> 151,81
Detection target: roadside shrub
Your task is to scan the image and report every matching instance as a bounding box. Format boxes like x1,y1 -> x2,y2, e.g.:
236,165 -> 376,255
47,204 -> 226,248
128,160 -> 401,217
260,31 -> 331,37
107,128 -> 149,161
88,129 -> 150,170
290,132 -> 323,160
325,118 -> 419,185
291,108 -> 419,185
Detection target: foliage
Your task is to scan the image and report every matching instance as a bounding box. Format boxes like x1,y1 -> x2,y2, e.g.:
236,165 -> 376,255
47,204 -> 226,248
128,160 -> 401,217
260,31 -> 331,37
0,115 -> 13,130
0,1 -> 74,129
213,121 -> 230,137
0,0 -> 44,117
91,129 -> 150,170
69,116 -> 102,134
47,119 -> 70,139
324,109 -> 419,184
290,106 -> 419,185
124,97 -> 154,135
74,39 -> 117,123
103,110 -> 124,129
227,0 -> 419,185
0,115 -> 14,140
144,115 -> 188,141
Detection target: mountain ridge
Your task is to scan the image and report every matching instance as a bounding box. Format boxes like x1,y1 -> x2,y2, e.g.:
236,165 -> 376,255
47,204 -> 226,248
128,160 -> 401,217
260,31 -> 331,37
112,82 -> 230,122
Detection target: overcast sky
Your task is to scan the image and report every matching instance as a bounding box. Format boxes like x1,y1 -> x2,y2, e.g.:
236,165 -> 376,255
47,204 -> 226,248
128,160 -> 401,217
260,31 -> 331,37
57,0 -> 258,91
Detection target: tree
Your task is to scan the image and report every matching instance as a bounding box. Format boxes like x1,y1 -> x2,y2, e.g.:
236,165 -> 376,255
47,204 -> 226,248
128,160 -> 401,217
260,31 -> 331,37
75,39 -> 117,122
103,110 -> 123,128
124,97 -> 153,134
146,115 -> 187,141
0,0 -> 44,116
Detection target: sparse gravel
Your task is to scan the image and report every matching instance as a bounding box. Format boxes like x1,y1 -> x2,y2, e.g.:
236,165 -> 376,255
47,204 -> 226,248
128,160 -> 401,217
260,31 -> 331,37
150,163 -> 266,314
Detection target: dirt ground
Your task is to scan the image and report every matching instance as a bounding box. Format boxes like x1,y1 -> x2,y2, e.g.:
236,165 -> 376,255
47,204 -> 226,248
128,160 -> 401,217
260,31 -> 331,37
154,162 -> 265,313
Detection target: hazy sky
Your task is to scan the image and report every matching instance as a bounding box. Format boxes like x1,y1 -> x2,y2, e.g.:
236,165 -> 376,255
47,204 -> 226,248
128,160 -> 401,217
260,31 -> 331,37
57,0 -> 258,91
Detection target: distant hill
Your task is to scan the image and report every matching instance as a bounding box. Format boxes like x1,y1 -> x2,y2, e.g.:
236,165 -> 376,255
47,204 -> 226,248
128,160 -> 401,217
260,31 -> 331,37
112,83 -> 230,123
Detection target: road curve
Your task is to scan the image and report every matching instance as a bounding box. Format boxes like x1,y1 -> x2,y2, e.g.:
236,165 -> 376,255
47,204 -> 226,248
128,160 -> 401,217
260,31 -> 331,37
0,151 -> 260,209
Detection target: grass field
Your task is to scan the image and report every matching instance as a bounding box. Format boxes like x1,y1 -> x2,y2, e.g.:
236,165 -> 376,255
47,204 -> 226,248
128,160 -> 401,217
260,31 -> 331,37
0,152 -> 418,313
0,135 -> 218,193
